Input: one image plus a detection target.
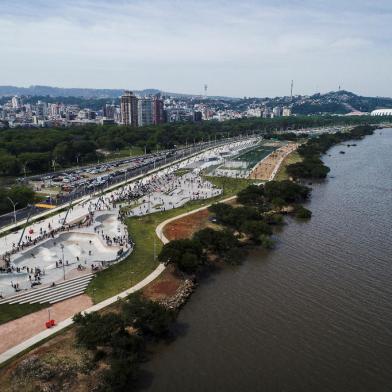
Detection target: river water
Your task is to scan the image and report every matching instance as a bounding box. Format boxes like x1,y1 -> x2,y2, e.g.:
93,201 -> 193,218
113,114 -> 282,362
143,129 -> 392,392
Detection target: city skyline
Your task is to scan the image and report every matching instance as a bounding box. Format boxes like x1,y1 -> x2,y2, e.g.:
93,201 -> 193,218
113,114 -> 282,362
1,0 -> 391,97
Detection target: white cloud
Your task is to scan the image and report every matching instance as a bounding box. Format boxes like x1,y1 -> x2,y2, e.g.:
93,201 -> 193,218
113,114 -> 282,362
0,0 -> 391,96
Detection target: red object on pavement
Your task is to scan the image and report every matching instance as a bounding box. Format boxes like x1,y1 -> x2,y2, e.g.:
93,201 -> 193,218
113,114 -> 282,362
29,229 -> 34,234
45,320 -> 56,328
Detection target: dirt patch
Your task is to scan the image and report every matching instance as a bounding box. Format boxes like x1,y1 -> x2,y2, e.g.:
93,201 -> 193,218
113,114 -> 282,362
0,328 -> 95,392
250,143 -> 299,181
163,208 -> 212,241
143,266 -> 183,301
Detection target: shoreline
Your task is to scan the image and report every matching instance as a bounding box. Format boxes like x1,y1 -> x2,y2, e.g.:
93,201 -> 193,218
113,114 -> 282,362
0,126 -> 380,390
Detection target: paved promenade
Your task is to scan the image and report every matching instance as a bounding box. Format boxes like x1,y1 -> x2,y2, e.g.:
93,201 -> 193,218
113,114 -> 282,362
0,139 -> 256,365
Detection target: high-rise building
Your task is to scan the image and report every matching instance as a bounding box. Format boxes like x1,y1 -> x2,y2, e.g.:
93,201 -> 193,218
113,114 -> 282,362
36,101 -> 47,118
138,97 -> 153,126
152,95 -> 164,125
11,96 -> 21,109
282,107 -> 292,117
272,106 -> 282,117
104,104 -> 116,119
120,91 -> 138,126
193,111 -> 202,122
48,103 -> 61,117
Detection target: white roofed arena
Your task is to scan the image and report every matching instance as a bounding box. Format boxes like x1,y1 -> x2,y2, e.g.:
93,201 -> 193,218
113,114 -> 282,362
371,109 -> 392,116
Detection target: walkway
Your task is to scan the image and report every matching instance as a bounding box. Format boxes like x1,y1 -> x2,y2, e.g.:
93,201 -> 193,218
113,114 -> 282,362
0,263 -> 165,364
0,294 -> 93,355
0,142 -> 250,365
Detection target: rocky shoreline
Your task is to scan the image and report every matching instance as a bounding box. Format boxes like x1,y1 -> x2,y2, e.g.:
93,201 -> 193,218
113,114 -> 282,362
158,278 -> 196,310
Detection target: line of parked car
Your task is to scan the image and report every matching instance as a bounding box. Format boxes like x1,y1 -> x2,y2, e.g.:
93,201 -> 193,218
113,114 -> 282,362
37,151 -> 172,194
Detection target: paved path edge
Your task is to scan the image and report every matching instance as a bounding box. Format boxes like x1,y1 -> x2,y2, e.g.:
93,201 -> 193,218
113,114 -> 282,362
0,194 -> 236,366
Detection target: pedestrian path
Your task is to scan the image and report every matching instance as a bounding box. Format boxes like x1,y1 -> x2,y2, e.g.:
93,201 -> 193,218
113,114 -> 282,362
0,274 -> 94,305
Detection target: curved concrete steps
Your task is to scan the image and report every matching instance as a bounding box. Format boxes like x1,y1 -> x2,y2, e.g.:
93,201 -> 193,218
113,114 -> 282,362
0,274 -> 94,305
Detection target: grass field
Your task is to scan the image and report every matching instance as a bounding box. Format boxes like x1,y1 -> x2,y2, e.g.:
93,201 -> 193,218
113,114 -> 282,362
173,168 -> 191,177
86,175 -> 253,303
275,151 -> 303,181
0,303 -> 48,326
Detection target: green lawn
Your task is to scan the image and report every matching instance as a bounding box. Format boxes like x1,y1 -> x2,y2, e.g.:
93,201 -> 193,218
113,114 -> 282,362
203,175 -> 254,196
275,151 -> 303,181
86,175 -> 253,303
173,168 -> 191,177
0,303 -> 48,326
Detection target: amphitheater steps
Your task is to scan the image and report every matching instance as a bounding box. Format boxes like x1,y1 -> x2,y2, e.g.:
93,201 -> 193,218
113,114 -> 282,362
0,274 -> 94,305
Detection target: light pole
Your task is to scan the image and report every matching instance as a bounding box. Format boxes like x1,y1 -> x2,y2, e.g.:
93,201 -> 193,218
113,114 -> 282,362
60,244 -> 65,280
23,161 -> 29,180
6,197 -> 18,225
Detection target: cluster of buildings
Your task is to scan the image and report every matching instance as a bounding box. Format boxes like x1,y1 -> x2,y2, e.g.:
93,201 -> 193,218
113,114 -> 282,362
0,97 -> 101,128
245,105 -> 292,119
0,92 -> 293,129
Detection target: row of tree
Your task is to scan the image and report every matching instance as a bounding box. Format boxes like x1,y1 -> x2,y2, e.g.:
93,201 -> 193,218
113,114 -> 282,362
286,125 -> 376,179
158,181 -> 312,273
0,185 -> 35,215
0,116 -> 384,176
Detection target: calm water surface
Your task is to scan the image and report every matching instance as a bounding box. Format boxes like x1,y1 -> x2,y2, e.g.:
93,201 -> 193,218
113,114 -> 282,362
144,129 -> 392,392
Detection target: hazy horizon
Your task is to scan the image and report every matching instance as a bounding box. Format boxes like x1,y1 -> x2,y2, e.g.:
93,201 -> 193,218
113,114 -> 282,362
1,0 -> 391,97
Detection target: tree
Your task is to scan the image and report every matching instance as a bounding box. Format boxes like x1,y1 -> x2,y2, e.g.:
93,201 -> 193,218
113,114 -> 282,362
158,238 -> 204,273
122,293 -> 173,338
0,185 -> 35,215
193,228 -> 239,256
241,220 -> 272,242
237,185 -> 265,207
101,356 -> 140,392
295,205 -> 312,219
264,180 -> 310,204
73,312 -> 124,350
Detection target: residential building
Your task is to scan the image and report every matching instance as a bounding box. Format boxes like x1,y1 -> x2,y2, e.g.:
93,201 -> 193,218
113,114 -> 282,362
120,91 -> 138,126
138,97 -> 153,126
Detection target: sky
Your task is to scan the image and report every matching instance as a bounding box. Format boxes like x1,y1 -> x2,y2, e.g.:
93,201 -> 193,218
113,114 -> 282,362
1,0 -> 391,97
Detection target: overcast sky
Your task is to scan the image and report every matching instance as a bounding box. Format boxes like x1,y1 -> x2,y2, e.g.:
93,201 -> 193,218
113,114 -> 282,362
1,0 -> 391,97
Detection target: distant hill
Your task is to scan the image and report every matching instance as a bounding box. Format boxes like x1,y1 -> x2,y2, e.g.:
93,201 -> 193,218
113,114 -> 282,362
0,85 -> 177,98
0,85 -> 236,100
1,86 -> 392,114
291,90 -> 392,114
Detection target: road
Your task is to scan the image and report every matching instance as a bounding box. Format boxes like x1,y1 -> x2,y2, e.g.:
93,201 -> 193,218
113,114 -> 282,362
0,137 -> 244,230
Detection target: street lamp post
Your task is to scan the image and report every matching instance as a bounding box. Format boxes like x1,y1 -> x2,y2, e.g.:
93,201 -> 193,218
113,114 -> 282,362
6,197 -> 18,225
23,161 -> 29,180
60,244 -> 65,280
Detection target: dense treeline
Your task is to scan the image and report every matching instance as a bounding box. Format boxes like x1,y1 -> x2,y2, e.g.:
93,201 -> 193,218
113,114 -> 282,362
158,181 -> 312,273
0,115 -> 385,176
73,293 -> 173,392
0,185 -> 35,215
286,124 -> 377,179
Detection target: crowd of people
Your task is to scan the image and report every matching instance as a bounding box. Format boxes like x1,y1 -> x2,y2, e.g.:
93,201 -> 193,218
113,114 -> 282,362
111,169 -> 221,218
0,214 -> 94,269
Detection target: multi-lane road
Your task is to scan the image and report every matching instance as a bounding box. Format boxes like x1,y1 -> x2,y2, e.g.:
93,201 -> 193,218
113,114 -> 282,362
0,137 -> 246,230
